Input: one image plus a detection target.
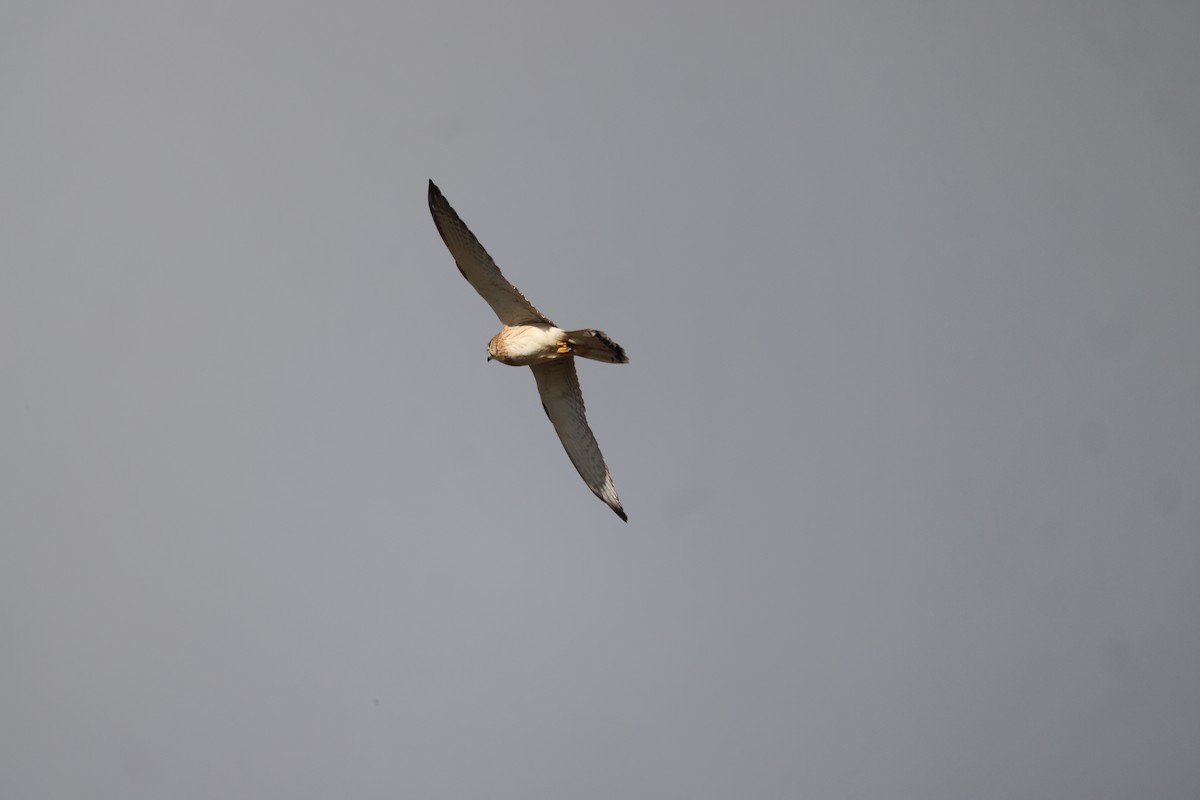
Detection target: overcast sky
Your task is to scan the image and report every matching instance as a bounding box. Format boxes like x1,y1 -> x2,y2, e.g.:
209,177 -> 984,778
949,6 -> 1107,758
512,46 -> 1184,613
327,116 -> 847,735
3,2 -> 1198,798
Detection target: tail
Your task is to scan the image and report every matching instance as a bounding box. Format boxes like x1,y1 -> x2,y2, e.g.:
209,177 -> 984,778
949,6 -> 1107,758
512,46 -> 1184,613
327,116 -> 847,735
565,329 -> 629,364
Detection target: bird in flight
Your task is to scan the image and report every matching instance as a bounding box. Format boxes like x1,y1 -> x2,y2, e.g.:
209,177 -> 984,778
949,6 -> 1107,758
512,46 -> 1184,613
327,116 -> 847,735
428,180 -> 629,522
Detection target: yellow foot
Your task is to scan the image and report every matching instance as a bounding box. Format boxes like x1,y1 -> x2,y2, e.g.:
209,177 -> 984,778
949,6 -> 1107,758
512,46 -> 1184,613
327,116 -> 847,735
556,342 -> 571,354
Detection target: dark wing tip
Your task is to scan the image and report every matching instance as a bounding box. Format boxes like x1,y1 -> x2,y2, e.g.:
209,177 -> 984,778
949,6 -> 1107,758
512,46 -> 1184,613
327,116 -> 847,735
613,504 -> 628,522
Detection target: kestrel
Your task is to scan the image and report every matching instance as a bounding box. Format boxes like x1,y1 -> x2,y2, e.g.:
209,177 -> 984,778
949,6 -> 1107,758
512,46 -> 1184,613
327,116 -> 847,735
428,180 -> 629,522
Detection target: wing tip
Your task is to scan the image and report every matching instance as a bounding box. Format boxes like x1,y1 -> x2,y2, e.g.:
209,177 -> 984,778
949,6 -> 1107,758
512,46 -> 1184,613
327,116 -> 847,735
612,503 -> 628,522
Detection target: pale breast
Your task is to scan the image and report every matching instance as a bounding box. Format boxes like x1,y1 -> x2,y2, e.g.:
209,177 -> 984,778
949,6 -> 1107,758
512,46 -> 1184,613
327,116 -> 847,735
490,324 -> 568,366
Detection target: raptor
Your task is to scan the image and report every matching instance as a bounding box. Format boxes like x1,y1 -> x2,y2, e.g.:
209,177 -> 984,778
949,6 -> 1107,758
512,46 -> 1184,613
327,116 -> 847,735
428,180 -> 629,521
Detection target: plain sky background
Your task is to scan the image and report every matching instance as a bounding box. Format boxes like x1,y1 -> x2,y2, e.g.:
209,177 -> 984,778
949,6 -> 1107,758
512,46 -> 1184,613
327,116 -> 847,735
3,2 -> 1198,798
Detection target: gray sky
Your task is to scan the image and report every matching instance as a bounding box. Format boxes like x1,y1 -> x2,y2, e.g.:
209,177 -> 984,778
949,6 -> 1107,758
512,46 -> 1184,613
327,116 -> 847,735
3,2 -> 1198,798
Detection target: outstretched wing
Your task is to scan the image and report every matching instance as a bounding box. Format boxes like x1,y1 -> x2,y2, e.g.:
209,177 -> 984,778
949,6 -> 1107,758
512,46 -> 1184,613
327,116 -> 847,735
428,180 -> 553,326
530,359 -> 627,521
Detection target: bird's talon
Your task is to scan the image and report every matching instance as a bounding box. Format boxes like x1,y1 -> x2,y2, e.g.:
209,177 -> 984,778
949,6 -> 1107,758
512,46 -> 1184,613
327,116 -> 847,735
557,342 -> 571,353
